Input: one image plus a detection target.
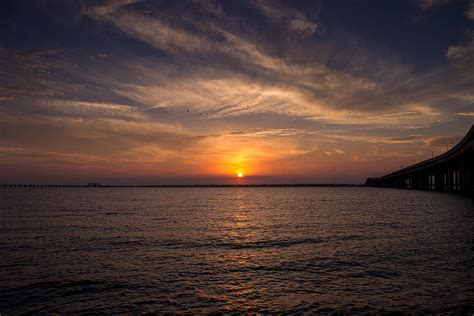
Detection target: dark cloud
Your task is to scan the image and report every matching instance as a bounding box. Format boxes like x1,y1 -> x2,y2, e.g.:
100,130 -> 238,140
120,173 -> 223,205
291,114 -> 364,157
15,47 -> 63,60
429,134 -> 464,147
416,0 -> 451,11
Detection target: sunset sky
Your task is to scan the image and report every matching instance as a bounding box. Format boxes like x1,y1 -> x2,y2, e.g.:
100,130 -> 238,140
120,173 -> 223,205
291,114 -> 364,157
1,0 -> 473,184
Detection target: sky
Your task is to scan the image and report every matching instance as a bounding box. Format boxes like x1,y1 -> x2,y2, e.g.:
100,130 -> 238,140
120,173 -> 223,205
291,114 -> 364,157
1,0 -> 473,185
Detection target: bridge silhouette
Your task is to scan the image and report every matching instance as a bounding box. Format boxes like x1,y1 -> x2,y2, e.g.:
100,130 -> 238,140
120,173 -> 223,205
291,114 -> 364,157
366,125 -> 474,194
1,127 -> 472,192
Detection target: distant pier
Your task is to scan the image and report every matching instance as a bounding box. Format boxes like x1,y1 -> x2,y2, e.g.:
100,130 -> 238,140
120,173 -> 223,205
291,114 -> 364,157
366,125 -> 474,194
0,183 -> 101,188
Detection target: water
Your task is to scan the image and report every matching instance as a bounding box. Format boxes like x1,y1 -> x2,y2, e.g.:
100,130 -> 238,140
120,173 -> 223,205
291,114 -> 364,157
1,187 -> 473,314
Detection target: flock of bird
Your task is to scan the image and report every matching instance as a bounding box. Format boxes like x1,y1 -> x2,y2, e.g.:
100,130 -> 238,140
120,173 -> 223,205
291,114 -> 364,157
49,99 -> 404,124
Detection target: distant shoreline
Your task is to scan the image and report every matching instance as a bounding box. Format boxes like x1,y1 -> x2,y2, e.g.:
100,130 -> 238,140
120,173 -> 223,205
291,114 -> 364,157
1,184 -> 363,188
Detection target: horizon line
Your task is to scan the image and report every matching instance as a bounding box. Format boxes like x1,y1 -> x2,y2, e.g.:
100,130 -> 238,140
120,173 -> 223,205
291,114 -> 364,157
1,183 -> 364,188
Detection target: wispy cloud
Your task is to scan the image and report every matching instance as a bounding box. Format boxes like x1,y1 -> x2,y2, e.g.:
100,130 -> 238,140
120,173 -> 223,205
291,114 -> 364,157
446,36 -> 474,61
82,0 -> 144,18
251,0 -> 319,36
466,0 -> 474,20
458,111 -> 474,116
1,0 -> 473,183
417,0 -> 451,10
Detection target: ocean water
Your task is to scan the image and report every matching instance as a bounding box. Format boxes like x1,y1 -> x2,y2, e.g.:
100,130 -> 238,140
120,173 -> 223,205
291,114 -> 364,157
1,187 -> 473,314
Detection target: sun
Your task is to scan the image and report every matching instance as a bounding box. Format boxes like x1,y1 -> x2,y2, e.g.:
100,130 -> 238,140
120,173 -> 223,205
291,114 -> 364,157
237,172 -> 244,178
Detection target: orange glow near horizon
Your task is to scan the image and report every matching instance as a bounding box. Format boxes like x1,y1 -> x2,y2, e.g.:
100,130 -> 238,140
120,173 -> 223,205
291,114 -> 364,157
221,153 -> 251,178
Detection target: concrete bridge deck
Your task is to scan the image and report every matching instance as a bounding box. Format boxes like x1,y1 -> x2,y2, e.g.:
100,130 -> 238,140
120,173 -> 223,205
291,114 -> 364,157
366,125 -> 474,194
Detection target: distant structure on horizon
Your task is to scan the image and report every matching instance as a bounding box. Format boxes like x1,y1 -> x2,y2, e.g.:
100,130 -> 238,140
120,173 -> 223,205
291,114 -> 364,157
366,125 -> 473,194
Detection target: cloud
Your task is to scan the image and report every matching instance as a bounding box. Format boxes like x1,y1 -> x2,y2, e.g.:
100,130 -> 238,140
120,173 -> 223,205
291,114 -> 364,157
466,0 -> 474,20
106,11 -> 213,53
87,5 -> 320,76
0,86 -> 25,102
429,134 -> 464,147
445,37 -> 474,61
37,99 -> 144,120
446,45 -> 467,59
290,17 -> 318,35
81,0 -> 425,120
2,0 -> 473,183
0,107 -> 204,162
115,71 -> 442,129
417,0 -> 451,10
15,47 -> 63,60
457,111 -> 474,116
82,0 -> 144,18
251,0 -> 319,36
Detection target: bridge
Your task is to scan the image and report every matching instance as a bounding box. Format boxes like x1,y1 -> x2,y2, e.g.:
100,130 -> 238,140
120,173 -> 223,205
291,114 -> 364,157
366,125 -> 474,194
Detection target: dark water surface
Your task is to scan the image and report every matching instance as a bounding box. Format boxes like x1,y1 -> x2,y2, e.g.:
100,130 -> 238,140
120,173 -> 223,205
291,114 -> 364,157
1,187 -> 473,314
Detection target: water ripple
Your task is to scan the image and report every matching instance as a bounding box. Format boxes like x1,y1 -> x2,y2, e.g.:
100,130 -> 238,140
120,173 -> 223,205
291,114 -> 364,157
1,187 -> 473,314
